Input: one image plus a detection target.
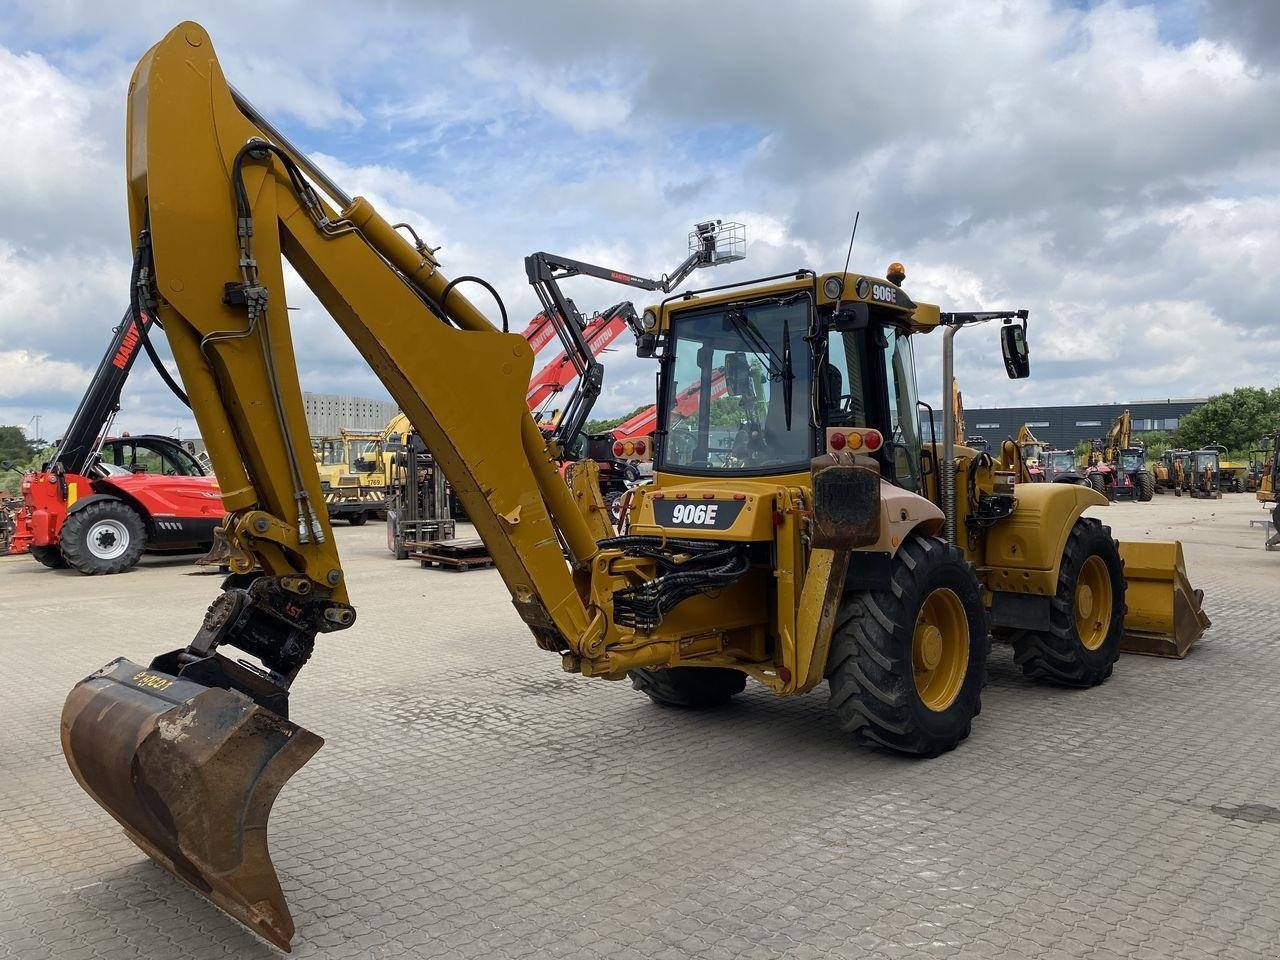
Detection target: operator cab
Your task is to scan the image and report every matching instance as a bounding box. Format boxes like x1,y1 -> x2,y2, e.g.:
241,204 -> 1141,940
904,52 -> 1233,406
94,436 -> 206,477
654,269 -> 927,492
1044,450 -> 1078,478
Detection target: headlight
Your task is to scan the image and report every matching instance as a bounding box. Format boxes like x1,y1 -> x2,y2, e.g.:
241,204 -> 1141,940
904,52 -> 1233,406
641,309 -> 659,331
822,276 -> 844,300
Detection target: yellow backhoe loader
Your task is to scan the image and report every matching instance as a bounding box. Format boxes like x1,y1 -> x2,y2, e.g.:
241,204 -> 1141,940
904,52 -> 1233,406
60,23 -> 1211,952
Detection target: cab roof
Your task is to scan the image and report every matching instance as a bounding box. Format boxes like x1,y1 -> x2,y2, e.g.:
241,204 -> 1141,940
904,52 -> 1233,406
651,269 -> 941,332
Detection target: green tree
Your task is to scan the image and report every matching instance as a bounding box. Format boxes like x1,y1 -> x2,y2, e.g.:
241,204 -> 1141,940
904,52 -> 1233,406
1172,386 -> 1280,452
0,426 -> 35,465
584,404 -> 651,436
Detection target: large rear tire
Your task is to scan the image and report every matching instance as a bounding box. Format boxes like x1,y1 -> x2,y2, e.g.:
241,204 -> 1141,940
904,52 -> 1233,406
629,666 -> 747,709
826,535 -> 988,758
1009,517 -> 1124,687
59,501 -> 146,575
1136,472 -> 1155,502
1089,473 -> 1107,494
29,545 -> 68,568
346,511 -> 369,526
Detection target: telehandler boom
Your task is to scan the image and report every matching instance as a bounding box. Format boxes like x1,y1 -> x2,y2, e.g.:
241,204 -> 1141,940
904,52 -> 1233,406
61,23 -> 1210,951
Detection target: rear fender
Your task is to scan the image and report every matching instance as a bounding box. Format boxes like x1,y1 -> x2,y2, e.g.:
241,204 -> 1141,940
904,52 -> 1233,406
66,493 -> 126,517
983,482 -> 1107,598
792,485 -> 944,694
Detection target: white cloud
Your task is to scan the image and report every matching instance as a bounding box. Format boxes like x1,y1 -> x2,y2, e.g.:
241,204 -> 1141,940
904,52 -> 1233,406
0,349 -> 92,397
0,0 -> 1277,440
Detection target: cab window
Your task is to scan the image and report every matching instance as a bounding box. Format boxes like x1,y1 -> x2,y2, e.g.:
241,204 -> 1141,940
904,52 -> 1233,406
661,296 -> 813,475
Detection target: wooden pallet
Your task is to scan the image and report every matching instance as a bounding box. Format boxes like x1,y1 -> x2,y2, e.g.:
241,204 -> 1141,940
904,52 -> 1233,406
410,537 -> 494,571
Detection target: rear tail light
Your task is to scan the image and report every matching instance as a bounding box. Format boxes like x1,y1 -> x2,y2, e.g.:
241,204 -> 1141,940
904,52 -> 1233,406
864,429 -> 883,452
612,441 -> 625,457
829,432 -> 846,451
635,440 -> 647,456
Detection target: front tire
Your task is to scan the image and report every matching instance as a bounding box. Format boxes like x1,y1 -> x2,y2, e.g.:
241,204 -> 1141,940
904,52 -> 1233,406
1009,517 -> 1124,687
29,544 -> 68,569
629,666 -> 746,708
1089,473 -> 1107,494
59,501 -> 146,575
826,535 -> 989,758
1136,472 -> 1154,502
346,511 -> 369,526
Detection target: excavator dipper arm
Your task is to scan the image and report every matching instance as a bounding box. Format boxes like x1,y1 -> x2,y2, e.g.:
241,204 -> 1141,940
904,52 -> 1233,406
62,22 -> 598,950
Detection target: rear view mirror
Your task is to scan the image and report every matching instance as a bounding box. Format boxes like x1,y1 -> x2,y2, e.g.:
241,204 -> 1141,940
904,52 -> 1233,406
1001,320 -> 1030,379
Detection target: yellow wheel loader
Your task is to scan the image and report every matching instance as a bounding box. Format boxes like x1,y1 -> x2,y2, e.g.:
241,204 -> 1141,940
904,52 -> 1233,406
60,23 -> 1211,952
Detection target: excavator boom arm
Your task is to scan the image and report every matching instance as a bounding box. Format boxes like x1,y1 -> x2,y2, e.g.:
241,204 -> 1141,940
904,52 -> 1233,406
126,23 -> 594,647
62,24 -> 598,949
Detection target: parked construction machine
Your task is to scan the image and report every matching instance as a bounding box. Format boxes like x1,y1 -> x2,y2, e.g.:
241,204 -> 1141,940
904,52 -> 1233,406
1187,447 -> 1223,499
1152,448 -> 1192,495
312,430 -> 388,523
1041,448 -> 1090,485
1257,431 -> 1279,548
1211,444 -> 1249,493
1084,410 -> 1154,501
1015,424 -> 1046,481
8,307 -> 221,573
59,24 -> 1211,951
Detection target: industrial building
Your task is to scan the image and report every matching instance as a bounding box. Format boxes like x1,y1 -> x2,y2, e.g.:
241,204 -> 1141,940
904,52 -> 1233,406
929,397 -> 1206,450
303,391 -> 398,437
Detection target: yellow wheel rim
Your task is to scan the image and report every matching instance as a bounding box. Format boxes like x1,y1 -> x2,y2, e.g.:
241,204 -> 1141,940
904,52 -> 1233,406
1075,554 -> 1112,651
912,587 -> 970,712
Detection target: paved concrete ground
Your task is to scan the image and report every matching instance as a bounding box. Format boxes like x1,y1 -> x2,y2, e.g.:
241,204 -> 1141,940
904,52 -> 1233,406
1,494 -> 1277,959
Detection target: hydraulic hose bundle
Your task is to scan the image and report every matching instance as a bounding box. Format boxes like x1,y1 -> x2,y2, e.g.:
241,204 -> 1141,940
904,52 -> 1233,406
603,535 -> 751,631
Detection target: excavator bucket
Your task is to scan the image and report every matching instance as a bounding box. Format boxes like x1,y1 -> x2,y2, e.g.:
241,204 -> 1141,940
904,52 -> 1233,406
1118,541 -> 1211,658
60,658 -> 321,952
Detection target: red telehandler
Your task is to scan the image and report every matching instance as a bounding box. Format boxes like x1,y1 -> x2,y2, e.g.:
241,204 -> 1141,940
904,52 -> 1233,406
4,308 -> 222,574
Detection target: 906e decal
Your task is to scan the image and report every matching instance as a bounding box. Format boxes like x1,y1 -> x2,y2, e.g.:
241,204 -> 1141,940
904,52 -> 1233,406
672,503 -> 718,524
653,498 -> 746,531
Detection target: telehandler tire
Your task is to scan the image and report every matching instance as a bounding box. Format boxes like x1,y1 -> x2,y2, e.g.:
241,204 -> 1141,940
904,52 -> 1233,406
29,545 -> 69,568
629,666 -> 747,709
1089,473 -> 1107,494
59,500 -> 146,575
346,511 -> 369,526
1136,472 -> 1155,501
825,534 -> 988,758
1009,517 -> 1124,688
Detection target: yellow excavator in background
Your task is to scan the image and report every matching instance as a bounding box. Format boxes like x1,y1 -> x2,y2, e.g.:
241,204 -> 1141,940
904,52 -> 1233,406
59,23 -> 1211,952
1084,410 -> 1154,501
1015,424 -> 1046,481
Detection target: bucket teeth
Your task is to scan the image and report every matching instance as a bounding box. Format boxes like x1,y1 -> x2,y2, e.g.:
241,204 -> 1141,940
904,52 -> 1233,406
60,658 -> 322,952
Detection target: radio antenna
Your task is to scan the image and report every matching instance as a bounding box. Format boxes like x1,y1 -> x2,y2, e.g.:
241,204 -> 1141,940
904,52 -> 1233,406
833,210 -> 860,316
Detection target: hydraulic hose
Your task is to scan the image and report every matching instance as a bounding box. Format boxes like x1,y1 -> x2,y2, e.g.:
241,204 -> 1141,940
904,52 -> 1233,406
130,228 -> 191,408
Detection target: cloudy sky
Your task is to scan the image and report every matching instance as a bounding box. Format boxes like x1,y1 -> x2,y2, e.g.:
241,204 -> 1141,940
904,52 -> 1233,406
1,0 -> 1277,442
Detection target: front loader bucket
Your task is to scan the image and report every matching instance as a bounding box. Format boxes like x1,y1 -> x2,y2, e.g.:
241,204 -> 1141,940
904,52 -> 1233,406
1117,541 -> 1211,659
60,658 -> 322,952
